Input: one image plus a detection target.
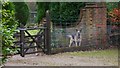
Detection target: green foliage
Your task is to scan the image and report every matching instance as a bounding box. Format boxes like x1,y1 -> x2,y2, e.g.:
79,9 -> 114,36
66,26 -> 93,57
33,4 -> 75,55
36,2 -> 49,23
1,1 -> 18,63
106,2 -> 118,12
49,2 -> 60,23
2,2 -> 15,11
106,2 -> 119,25
36,2 -> 85,25
50,2 -> 85,24
13,2 -> 29,26
69,48 -> 117,56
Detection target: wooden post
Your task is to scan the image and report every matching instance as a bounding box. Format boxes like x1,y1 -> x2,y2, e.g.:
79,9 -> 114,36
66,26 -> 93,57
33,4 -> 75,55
20,28 -> 25,57
45,10 -> 51,55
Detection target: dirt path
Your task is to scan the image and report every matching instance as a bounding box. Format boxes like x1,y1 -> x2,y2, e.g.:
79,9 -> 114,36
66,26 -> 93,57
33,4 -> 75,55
4,52 -> 118,66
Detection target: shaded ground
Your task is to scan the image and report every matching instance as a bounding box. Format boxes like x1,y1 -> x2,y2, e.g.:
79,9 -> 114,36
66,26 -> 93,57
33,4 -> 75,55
4,48 -> 118,66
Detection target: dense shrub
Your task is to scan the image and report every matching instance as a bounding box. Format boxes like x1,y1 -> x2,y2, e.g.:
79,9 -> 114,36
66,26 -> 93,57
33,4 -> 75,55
13,2 -> 29,26
2,1 -> 15,11
106,2 -> 119,46
107,2 -> 119,28
50,2 -> 85,24
36,2 -> 49,23
1,1 -> 18,63
106,2 -> 118,12
36,2 -> 85,25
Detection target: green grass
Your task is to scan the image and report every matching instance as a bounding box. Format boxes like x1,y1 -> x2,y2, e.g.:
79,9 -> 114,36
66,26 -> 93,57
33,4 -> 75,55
64,48 -> 118,65
25,30 -> 39,36
67,48 -> 118,58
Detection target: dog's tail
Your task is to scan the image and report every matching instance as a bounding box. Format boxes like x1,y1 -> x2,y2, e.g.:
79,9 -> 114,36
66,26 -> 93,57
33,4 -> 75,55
66,35 -> 72,38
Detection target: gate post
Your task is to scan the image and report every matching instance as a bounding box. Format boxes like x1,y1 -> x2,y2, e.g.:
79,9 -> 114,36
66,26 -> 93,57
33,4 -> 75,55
45,10 -> 51,55
20,27 -> 25,57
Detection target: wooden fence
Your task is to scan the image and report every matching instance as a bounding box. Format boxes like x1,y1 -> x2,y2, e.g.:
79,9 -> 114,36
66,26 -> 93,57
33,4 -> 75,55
14,10 -> 51,57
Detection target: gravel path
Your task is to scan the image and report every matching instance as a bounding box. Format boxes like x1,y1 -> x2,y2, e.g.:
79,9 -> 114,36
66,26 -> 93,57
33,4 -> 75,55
4,52 -> 118,66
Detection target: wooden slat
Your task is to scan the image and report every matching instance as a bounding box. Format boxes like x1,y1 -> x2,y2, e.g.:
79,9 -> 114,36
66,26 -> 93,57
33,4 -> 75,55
26,27 -> 46,30
28,27 -> 46,30
25,35 -> 39,37
14,41 -> 33,43
24,41 -> 34,53
45,10 -> 51,55
25,51 -> 43,55
20,29 -> 25,57
18,27 -> 46,30
24,46 -> 38,49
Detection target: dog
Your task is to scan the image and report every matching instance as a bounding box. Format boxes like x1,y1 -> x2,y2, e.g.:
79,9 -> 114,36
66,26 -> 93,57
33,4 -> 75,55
67,29 -> 82,47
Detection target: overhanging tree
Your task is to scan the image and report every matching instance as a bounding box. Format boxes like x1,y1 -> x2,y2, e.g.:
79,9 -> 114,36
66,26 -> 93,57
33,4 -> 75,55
13,2 -> 29,26
50,2 -> 85,24
36,2 -> 85,25
36,2 -> 49,23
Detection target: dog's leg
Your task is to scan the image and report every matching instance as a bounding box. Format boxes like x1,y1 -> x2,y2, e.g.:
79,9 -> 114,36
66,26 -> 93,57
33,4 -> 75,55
78,38 -> 82,46
69,39 -> 72,47
76,41 -> 79,47
80,35 -> 82,46
68,35 -> 73,47
75,37 -> 78,47
78,41 -> 80,46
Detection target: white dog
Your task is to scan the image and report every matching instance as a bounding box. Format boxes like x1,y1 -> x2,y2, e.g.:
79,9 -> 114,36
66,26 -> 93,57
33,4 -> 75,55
67,29 -> 82,47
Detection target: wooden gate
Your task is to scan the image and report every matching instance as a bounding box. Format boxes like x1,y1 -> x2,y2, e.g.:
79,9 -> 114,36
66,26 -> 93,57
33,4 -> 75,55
13,11 -> 51,57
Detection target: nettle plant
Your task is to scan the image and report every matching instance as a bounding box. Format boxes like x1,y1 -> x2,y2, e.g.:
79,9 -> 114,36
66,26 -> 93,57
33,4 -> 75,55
107,2 -> 119,24
107,2 -> 119,31
108,8 -> 120,23
1,1 -> 18,63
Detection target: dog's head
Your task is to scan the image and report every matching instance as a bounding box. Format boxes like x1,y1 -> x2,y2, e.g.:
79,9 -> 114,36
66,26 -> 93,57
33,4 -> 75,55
76,28 -> 82,37
76,29 -> 82,33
